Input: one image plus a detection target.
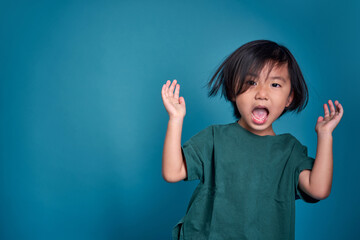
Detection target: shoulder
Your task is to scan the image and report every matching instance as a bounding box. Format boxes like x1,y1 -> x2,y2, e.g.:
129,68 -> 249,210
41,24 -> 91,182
284,133 -> 301,144
188,122 -> 234,142
210,122 -> 240,134
194,122 -> 233,134
284,134 -> 310,157
211,122 -> 235,130
185,125 -> 214,146
279,133 -> 302,146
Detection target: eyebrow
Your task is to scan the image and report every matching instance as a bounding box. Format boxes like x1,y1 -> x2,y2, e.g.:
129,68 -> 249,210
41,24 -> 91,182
246,73 -> 286,82
269,76 -> 286,82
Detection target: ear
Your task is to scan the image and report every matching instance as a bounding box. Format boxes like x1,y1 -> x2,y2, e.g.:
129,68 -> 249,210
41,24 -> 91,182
286,91 -> 294,108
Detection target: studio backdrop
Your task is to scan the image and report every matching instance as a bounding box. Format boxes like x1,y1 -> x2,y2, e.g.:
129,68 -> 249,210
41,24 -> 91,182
1,0 -> 359,239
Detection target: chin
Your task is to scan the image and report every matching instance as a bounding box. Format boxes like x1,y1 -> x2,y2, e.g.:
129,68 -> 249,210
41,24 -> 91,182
252,124 -> 271,131
248,118 -> 275,132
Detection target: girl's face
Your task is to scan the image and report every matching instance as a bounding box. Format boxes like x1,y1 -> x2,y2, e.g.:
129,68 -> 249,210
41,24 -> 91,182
235,62 -> 293,136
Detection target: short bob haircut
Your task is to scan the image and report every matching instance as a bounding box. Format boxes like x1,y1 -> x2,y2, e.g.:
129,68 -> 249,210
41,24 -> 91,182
207,40 -> 309,120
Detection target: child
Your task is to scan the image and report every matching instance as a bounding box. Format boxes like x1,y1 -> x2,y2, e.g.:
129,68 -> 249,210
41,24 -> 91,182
161,40 -> 343,240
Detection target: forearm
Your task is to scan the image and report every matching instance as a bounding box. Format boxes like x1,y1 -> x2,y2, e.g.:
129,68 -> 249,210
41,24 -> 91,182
309,133 -> 333,198
162,118 -> 186,182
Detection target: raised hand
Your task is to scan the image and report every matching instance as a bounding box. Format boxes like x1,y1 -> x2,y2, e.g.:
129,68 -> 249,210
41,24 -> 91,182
315,100 -> 344,135
161,79 -> 186,120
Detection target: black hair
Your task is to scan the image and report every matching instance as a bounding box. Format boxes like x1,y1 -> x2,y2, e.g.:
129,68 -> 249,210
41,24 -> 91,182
207,40 -> 309,120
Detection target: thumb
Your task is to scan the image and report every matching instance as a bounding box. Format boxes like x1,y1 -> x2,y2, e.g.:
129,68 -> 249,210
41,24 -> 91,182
179,96 -> 186,106
317,116 -> 324,123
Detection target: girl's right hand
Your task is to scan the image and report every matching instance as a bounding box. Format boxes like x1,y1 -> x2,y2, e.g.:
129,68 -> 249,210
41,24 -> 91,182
161,79 -> 186,120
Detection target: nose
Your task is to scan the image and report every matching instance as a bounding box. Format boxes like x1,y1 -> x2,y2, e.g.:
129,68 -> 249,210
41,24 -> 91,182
255,84 -> 268,100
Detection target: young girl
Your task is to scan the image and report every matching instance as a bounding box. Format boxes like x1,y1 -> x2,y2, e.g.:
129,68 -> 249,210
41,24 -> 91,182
161,40 -> 343,240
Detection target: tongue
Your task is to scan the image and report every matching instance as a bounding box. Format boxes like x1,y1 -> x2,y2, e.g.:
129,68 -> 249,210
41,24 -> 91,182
252,108 -> 268,119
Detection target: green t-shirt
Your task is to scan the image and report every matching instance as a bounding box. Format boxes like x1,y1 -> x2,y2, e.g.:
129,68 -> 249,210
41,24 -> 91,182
172,121 -> 319,240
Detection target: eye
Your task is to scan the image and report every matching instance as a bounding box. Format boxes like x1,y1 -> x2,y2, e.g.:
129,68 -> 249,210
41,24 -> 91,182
271,83 -> 281,88
246,80 -> 256,86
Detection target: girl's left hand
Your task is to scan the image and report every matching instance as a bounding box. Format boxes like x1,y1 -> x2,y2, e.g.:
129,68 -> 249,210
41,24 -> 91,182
315,100 -> 344,135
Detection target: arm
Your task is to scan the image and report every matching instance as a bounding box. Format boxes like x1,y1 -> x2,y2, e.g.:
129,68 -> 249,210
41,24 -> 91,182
161,80 -> 187,182
299,100 -> 344,200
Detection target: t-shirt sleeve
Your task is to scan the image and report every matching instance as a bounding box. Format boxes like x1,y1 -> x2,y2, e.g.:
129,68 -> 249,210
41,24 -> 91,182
292,140 -> 320,203
181,125 -> 214,182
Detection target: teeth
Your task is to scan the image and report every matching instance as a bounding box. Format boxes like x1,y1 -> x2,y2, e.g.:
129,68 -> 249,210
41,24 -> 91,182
252,113 -> 267,121
252,107 -> 268,121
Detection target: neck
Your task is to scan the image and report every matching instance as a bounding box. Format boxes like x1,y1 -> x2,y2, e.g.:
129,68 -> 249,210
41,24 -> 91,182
237,119 -> 276,136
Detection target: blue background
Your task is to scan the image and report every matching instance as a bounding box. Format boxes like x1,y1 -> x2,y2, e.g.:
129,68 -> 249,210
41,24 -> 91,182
1,0 -> 359,239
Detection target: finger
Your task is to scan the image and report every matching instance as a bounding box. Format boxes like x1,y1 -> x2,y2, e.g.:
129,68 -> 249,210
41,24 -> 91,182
174,84 -> 180,99
166,80 -> 172,97
168,79 -> 177,97
334,100 -> 341,114
317,116 -> 324,122
162,83 -> 169,100
336,102 -> 344,118
162,82 -> 168,94
323,103 -> 330,118
328,100 -> 335,117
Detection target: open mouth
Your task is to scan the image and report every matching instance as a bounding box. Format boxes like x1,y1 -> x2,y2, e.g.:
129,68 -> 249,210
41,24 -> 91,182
251,106 -> 269,124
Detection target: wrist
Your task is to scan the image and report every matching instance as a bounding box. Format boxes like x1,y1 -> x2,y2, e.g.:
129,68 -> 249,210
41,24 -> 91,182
317,131 -> 333,139
169,117 -> 184,125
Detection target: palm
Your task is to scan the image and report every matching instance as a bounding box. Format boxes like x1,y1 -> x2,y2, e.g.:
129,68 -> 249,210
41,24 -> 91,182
161,80 -> 186,119
315,100 -> 344,134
